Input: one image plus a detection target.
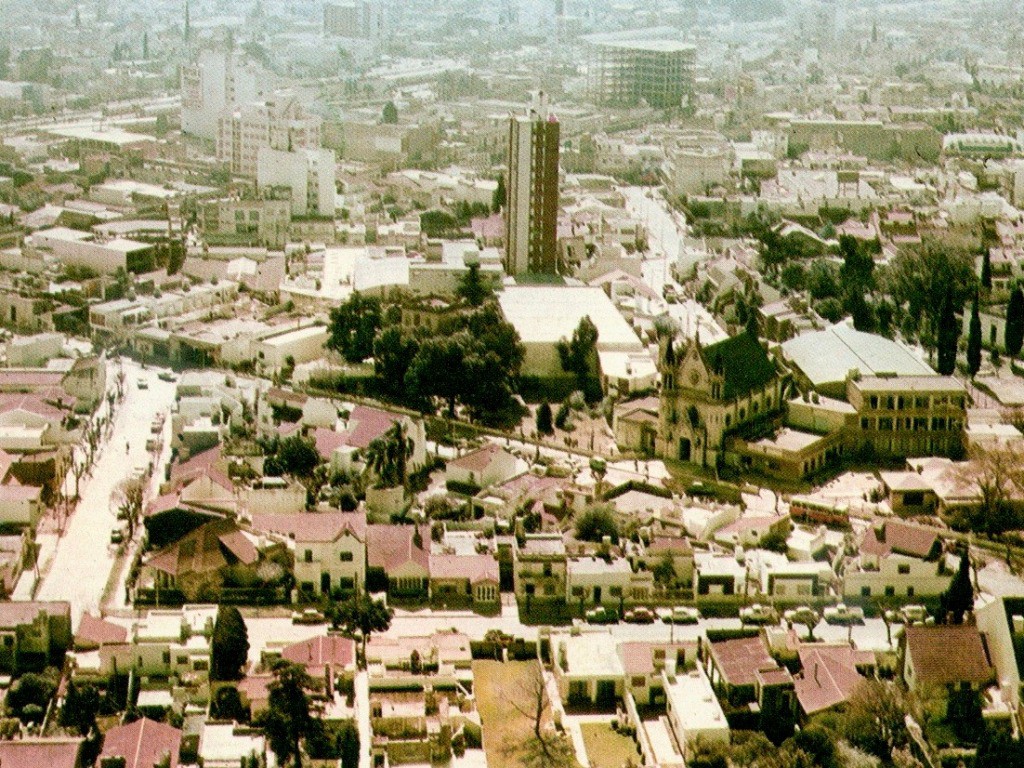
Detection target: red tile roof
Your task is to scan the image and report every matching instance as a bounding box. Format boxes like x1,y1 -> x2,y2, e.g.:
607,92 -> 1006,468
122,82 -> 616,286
76,613 -> 128,649
862,520 -> 939,559
237,674 -> 272,714
282,634 -> 356,673
0,393 -> 68,420
428,553 -> 499,584
169,445 -> 223,485
251,511 -> 367,543
314,427 -> 348,459
367,524 -> 429,573
708,635 -> 780,687
0,370 -> 64,389
905,625 -> 993,687
100,717 -> 181,768
0,739 -> 83,768
649,536 -> 693,555
342,406 -> 404,450
447,443 -> 508,473
618,642 -> 690,676
146,519 -> 258,578
794,644 -> 869,716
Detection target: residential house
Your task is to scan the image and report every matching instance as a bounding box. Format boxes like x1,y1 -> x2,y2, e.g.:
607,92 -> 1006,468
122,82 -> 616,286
566,555 -> 654,608
365,631 -> 473,676
82,608 -> 215,680
312,404 -> 426,473
513,533 -> 568,603
842,520 -> 951,599
902,625 -> 994,713
74,613 -> 129,651
793,643 -> 874,719
632,535 -> 694,589
139,518 -> 276,602
552,631 -> 625,708
693,552 -> 746,599
197,723 -> 266,768
99,717 -> 182,768
619,641 -> 698,706
0,600 -> 72,673
367,524 -> 429,598
281,635 -> 356,695
251,511 -> 367,597
445,444 -> 518,490
0,739 -> 84,768
428,553 -> 500,607
879,470 -> 938,516
664,667 -> 730,759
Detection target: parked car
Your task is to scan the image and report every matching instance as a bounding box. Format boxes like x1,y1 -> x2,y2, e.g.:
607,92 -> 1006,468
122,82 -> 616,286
623,607 -> 656,624
823,603 -> 865,625
585,606 -> 618,625
110,528 -> 124,545
664,606 -> 701,625
136,377 -> 148,390
783,606 -> 820,627
158,371 -> 176,382
740,604 -> 778,625
885,604 -> 930,625
291,609 -> 327,625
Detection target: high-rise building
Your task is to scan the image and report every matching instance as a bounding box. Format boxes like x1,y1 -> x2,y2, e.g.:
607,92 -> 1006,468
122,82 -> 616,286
588,39 -> 696,109
181,49 -> 265,141
323,1 -> 383,39
216,100 -> 322,178
256,147 -> 337,218
504,93 -> 560,277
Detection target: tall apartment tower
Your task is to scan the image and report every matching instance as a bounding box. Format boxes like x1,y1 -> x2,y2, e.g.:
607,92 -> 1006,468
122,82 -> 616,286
505,93 -> 560,277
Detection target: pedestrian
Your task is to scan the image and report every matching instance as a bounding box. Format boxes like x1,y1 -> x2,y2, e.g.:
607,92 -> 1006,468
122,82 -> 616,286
126,441 -> 130,454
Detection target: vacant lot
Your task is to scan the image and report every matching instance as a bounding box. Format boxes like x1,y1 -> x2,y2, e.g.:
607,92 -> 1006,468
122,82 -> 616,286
580,721 -> 639,768
473,660 -> 548,768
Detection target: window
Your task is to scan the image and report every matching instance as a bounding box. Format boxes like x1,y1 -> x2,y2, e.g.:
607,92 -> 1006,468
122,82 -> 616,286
870,396 -> 879,408
339,551 -> 354,562
543,563 -> 552,577
907,587 -> 915,597
177,655 -> 188,665
339,577 -> 355,589
861,417 -> 873,430
878,418 -> 893,431
163,651 -> 171,664
898,563 -> 911,575
304,550 -> 313,563
860,586 -> 871,597
884,586 -> 896,596
631,676 -> 646,688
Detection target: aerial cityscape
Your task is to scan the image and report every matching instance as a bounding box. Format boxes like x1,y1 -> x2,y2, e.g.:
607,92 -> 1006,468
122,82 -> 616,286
0,0 -> 1022,766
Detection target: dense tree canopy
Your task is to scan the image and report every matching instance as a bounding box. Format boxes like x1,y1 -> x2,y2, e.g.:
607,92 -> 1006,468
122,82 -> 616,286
211,605 -> 250,681
327,292 -> 382,364
557,316 -> 602,403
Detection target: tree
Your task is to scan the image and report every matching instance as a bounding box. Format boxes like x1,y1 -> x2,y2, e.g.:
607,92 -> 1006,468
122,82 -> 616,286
889,240 -> 976,355
967,294 -> 982,376
456,262 -> 491,306
328,590 -> 394,661
211,605 -> 250,681
1007,286 -> 1024,357
338,719 -> 361,768
365,421 -> 413,489
780,262 -> 806,292
275,436 -> 321,478
406,336 -> 466,417
574,505 -> 618,544
211,685 -> 251,722
936,292 -> 958,375
327,292 -> 382,363
60,679 -> 100,735
840,679 -> 909,760
492,173 -> 506,213
940,549 -> 974,624
256,660 -> 323,768
652,551 -> 676,586
6,669 -> 58,724
382,101 -> 398,124
508,662 -> 575,768
113,476 -> 145,540
557,316 -> 602,403
374,327 -> 420,401
536,401 -> 553,435
980,248 -> 992,290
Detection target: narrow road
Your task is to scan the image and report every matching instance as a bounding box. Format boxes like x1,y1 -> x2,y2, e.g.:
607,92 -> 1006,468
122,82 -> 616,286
33,359 -> 177,628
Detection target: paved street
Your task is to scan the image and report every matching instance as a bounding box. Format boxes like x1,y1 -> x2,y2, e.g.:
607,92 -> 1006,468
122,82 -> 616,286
29,359 -> 177,628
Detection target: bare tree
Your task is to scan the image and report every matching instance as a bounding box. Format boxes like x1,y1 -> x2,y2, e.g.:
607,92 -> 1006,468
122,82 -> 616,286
506,663 -> 575,768
113,477 -> 146,540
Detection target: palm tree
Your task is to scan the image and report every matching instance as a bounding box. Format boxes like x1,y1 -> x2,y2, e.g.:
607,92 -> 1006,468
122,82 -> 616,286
365,422 -> 414,489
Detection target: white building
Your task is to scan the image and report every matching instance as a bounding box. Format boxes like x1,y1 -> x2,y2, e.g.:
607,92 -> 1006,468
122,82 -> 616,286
256,147 -> 336,217
217,100 -> 322,178
663,667 -> 729,758
180,49 -> 266,141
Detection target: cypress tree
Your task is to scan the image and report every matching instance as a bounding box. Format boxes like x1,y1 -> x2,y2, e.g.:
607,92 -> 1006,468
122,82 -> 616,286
936,293 -> 958,375
536,401 -> 553,435
1006,286 -> 1024,356
980,248 -> 992,290
941,550 -> 974,624
967,294 -> 982,376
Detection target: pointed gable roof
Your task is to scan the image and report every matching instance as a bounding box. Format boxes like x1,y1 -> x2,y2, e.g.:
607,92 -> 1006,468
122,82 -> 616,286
145,518 -> 258,578
251,511 -> 367,544
281,634 -> 356,673
701,330 -> 778,400
75,613 -> 129,650
100,717 -> 182,768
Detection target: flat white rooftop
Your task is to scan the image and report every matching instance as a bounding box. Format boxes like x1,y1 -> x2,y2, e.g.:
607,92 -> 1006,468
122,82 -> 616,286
498,286 -> 643,350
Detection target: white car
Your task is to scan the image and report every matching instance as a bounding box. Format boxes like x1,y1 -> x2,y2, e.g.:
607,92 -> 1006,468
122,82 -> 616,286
664,606 -> 701,625
136,377 -> 148,389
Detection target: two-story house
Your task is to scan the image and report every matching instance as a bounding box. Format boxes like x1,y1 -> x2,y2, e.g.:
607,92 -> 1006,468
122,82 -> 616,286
251,512 -> 367,597
842,519 -> 952,599
513,533 -> 568,604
